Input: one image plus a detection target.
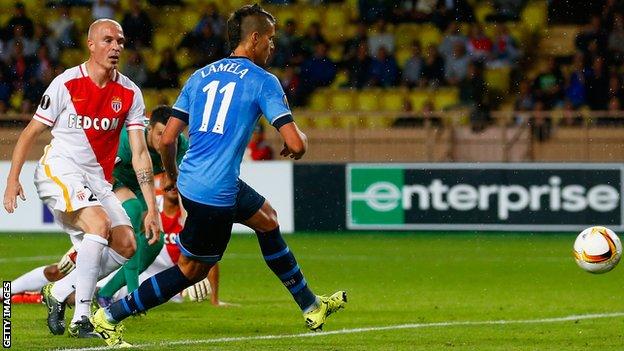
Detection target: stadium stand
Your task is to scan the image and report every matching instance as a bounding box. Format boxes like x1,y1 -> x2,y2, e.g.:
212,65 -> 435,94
0,0 -> 622,163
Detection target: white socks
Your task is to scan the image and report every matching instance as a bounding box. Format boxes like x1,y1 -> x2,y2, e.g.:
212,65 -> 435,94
50,236 -> 130,324
72,234 -> 108,323
11,266 -> 49,294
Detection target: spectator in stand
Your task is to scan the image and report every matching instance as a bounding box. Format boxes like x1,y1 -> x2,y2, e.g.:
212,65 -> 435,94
421,44 -> 445,87
607,73 -> 624,104
358,0 -> 392,23
92,0 -> 119,20
342,22 -> 368,66
436,0 -> 475,25
402,40 -> 423,88
486,0 -> 526,22
444,42 -> 470,85
367,19 -> 394,56
279,66 -> 300,106
564,53 -> 586,108
23,67 -> 54,114
489,24 -> 520,67
179,22 -> 225,67
0,66 -> 13,106
515,79 -> 535,111
5,40 -> 35,90
438,22 -> 467,61
466,24 -> 493,62
392,98 -> 417,127
608,13 -> 624,64
346,43 -> 374,89
558,99 -> 584,126
6,25 -> 36,58
272,19 -> 303,67
530,101 -> 552,142
585,56 -> 609,110
123,51 -> 148,88
575,15 -> 608,55
150,48 -> 180,89
32,45 -> 56,82
48,4 -> 78,50
245,124 -> 274,161
298,42 -> 337,103
32,24 -> 60,61
459,62 -> 486,108
300,22 -> 327,57
532,56 -> 563,108
420,100 -> 442,127
193,3 -> 226,39
369,46 -> 399,87
5,2 -> 34,40
121,0 -> 153,49
599,96 -> 624,126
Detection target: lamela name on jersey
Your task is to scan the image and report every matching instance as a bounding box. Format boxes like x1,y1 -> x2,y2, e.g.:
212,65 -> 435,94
200,63 -> 249,80
68,113 -> 120,131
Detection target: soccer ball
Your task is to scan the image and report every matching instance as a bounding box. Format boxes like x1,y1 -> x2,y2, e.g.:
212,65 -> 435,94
573,226 -> 622,274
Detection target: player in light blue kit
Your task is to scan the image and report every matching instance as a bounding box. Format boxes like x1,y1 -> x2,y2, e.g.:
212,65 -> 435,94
90,4 -> 346,346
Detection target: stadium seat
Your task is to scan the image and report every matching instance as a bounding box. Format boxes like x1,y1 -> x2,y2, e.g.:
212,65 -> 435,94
309,90 -> 329,112
180,9 -> 201,32
394,23 -> 419,48
60,49 -> 85,68
140,48 -> 160,71
474,1 -> 494,23
380,89 -> 407,112
175,48 -> 193,70
324,5 -> 349,44
329,89 -> 356,112
395,47 -> 412,68
334,113 -> 361,129
522,1 -> 547,31
408,90 -> 431,112
433,88 -> 459,110
418,24 -> 442,48
484,66 -> 511,93
539,26 -> 581,56
356,89 -> 382,112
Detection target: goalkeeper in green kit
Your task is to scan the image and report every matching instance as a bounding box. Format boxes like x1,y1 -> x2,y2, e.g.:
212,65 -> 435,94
96,105 -> 188,305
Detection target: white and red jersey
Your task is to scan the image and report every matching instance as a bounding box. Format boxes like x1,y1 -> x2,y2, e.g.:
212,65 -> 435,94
33,63 -> 145,183
162,208 -> 184,264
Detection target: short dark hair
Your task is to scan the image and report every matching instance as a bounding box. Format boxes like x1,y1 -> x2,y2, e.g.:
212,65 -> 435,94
149,105 -> 171,126
226,4 -> 275,52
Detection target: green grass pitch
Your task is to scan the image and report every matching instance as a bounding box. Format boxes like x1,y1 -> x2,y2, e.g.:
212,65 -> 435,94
1,232 -> 623,350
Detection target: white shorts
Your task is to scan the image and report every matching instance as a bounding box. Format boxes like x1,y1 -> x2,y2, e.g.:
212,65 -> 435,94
34,157 -> 131,244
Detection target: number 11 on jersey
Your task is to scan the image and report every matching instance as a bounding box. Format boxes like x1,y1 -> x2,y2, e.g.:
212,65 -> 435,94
200,80 -> 236,134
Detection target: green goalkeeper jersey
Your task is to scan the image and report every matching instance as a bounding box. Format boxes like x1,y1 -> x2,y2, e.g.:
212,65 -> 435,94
113,127 -> 189,194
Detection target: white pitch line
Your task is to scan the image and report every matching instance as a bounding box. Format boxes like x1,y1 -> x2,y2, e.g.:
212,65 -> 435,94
55,311 -> 624,351
0,255 -> 59,263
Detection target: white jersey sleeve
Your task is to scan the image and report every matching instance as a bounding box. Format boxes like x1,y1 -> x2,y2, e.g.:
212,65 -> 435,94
126,87 -> 146,130
33,73 -> 69,127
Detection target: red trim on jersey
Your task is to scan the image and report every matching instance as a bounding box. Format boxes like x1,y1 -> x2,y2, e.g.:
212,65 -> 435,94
162,209 -> 183,264
34,113 -> 54,125
64,76 -> 135,182
126,123 -> 145,128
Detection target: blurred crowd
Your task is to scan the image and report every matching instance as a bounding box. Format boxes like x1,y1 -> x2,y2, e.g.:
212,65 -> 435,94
0,0 -> 622,129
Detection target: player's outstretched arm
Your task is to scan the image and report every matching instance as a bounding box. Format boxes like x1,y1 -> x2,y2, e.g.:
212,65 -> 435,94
159,117 -> 187,191
127,129 -> 161,244
3,119 -> 48,213
278,122 -> 307,160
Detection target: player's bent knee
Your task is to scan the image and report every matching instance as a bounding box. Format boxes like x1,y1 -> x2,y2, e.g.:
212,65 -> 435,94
178,258 -> 213,283
44,265 -> 63,281
109,227 -> 137,258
